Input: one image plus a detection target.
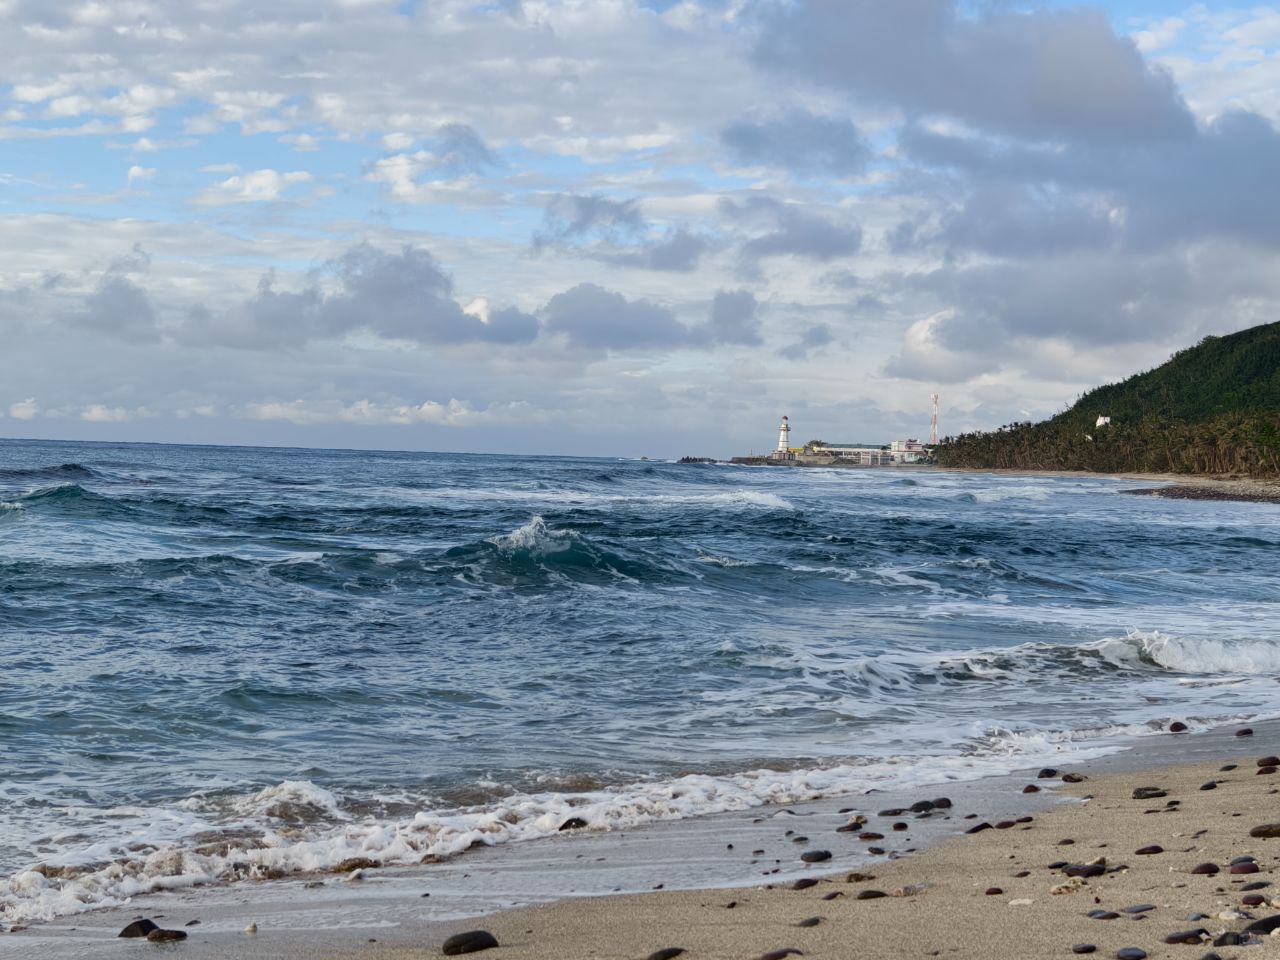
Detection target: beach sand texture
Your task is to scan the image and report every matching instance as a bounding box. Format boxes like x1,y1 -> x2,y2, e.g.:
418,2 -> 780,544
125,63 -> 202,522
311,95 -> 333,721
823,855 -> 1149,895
357,747 -> 1280,960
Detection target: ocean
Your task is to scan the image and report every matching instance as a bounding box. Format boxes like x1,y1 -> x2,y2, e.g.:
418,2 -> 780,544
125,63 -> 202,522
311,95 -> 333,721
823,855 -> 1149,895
1,437 -> 1278,925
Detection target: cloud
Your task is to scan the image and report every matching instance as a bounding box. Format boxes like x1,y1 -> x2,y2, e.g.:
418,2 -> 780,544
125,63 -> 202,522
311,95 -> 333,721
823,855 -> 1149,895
883,311 -> 1000,383
81,403 -> 131,422
704,289 -> 761,346
597,228 -> 709,273
75,272 -> 159,343
721,109 -> 871,177
781,323 -> 834,361
9,398 -> 38,420
533,194 -> 645,253
367,125 -> 498,201
126,164 -> 156,186
722,196 -> 862,270
243,397 -> 538,427
753,1 -> 1195,144
542,282 -> 689,350
195,168 -> 312,205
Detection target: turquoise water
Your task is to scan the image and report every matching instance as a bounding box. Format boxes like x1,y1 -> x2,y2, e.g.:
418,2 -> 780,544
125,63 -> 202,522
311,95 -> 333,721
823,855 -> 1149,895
1,438 -> 1278,922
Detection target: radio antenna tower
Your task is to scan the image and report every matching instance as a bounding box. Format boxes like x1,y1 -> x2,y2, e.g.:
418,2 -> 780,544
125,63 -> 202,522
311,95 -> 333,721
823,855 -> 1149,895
929,393 -> 939,446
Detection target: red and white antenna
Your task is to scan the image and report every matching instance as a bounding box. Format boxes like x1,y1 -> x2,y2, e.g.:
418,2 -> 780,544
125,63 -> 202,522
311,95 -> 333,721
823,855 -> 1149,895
929,393 -> 939,446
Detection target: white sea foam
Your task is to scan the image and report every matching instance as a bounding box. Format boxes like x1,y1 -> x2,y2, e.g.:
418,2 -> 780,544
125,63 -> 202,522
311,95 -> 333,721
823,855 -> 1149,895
1092,629 -> 1280,675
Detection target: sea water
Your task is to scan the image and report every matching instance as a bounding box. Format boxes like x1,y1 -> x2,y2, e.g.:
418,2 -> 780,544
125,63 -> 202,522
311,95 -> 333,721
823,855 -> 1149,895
1,438 -> 1278,923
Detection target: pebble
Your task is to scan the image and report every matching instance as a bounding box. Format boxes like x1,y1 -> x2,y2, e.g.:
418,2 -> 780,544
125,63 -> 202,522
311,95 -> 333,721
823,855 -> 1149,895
800,850 -> 831,863
794,917 -> 821,928
1243,916 -> 1280,935
859,832 -> 884,841
1058,839 -> 1076,846
1071,945 -> 1097,954
442,930 -> 500,955
146,930 -> 188,943
1237,728 -> 1254,737
1249,824 -> 1280,838
1038,768 -> 1059,779
1135,845 -> 1163,855
856,890 -> 888,900
1231,862 -> 1261,874
1023,785 -> 1040,794
1259,756 -> 1280,767
1062,773 -> 1087,783
1190,863 -> 1220,875
245,922 -> 258,934
1064,864 -> 1105,878
1213,932 -> 1247,947
878,808 -> 906,817
645,950 -> 685,960
893,823 -> 908,832
1163,930 -> 1208,945
910,801 -> 935,813
1012,870 -> 1031,878
1088,911 -> 1120,920
1221,764 -> 1238,771
1132,787 -> 1166,800
1242,881 -> 1271,891
1169,722 -> 1189,732
790,878 -> 818,890
1259,766 -> 1277,775
758,950 -> 803,960
965,823 -> 993,834
985,887 -> 1003,896
1115,949 -> 1147,959
821,892 -> 843,901
558,817 -> 588,831
1244,895 -> 1266,906
1200,782 -> 1217,791
1122,905 -> 1155,914
995,821 -> 1016,830
117,919 -> 159,939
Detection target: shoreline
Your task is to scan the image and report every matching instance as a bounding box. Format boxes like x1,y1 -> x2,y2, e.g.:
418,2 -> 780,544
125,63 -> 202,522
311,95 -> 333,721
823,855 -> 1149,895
11,720 -> 1278,959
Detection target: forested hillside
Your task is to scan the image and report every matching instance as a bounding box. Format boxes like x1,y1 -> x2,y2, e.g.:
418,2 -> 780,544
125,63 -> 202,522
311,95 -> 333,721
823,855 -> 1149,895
935,323 -> 1280,476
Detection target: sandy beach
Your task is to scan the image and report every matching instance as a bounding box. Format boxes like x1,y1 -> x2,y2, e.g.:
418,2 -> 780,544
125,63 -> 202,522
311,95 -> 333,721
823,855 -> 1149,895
12,722 -> 1280,960
360,734 -> 1280,960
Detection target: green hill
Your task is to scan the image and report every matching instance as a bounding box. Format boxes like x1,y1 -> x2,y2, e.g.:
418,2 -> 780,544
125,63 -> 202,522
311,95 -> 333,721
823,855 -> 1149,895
934,322 -> 1280,476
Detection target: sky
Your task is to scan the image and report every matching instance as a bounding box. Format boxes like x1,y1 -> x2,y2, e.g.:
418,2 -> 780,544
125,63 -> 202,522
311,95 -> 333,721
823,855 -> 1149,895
1,0 -> 1279,458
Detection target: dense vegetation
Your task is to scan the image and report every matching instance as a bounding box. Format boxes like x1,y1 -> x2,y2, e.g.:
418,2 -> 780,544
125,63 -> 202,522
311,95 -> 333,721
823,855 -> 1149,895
935,322 -> 1280,476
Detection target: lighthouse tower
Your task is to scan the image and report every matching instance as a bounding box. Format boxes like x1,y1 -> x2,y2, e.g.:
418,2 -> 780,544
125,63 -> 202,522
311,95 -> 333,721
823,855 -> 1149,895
775,415 -> 791,456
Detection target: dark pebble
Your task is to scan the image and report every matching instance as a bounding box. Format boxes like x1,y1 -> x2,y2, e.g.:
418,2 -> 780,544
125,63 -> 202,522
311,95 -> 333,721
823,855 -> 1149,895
985,887 -> 1003,896
1163,930 -> 1208,945
932,798 -> 953,809
821,891 -> 843,901
1132,787 -> 1166,800
1058,839 -> 1075,845
645,950 -> 685,960
1259,766 -> 1277,775
800,850 -> 831,863
795,917 -> 821,928
910,801 -> 935,813
1048,861 -> 1068,869
1190,863 -> 1220,875
1065,864 -> 1104,879
1230,862 -> 1260,874
878,809 -> 906,817
558,817 -> 588,832
965,823 -> 992,834
866,846 -> 885,855
893,823 -> 908,832
1243,915 -> 1280,935
1249,823 -> 1280,838
1237,728 -> 1254,737
1062,773 -> 1087,783
1135,845 -> 1163,855
859,832 -> 884,841
1023,784 -> 1041,793
185,920 -> 200,927
1259,756 -> 1280,767
1089,911 -> 1120,920
1169,722 -> 1188,733
1122,905 -> 1155,914
758,951 -> 803,960
1214,932 -> 1247,946
845,872 -> 876,882
1221,764 -> 1238,771
995,821 -> 1016,830
790,878 -> 818,890
1201,953 -> 1224,960
146,930 -> 188,943
855,890 -> 888,900
118,919 -> 159,938
1200,782 -> 1217,791
1243,895 -> 1266,906
1242,881 -> 1271,890
1013,870 -> 1031,877
1230,855 -> 1257,864
790,836 -> 808,844
1115,949 -> 1147,960
1038,768 -> 1059,779
1072,945 -> 1097,954
442,930 -> 500,956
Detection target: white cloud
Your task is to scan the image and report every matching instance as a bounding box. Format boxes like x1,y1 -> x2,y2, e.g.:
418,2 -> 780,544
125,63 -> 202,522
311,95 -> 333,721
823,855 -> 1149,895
243,397 -> 538,427
9,397 -> 38,420
126,164 -> 155,186
81,403 -> 130,422
195,169 -> 313,205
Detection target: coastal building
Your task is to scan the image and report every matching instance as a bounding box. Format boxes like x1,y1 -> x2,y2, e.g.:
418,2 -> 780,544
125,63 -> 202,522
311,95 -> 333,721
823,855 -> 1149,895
1096,416 -> 1112,428
804,441 -> 894,465
891,438 -> 929,464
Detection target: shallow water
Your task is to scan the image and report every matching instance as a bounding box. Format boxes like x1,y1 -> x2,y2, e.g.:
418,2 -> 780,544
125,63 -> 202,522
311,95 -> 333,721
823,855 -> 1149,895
1,438 -> 1278,923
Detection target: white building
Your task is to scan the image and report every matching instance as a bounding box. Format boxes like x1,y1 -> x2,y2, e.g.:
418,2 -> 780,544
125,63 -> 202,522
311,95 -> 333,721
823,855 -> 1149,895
891,439 -> 929,463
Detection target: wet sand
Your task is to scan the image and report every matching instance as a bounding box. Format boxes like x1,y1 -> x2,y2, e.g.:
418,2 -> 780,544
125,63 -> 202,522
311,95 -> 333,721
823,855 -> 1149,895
359,735 -> 1280,960
12,722 -> 1279,960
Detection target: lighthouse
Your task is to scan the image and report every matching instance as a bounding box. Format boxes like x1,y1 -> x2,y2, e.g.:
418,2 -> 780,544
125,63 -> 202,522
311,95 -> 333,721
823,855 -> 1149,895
775,415 -> 791,456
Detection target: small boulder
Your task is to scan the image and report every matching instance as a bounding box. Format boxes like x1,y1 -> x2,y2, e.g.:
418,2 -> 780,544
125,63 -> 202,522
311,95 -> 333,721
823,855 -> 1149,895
442,930 -> 500,955
146,929 -> 188,943
118,919 -> 159,938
